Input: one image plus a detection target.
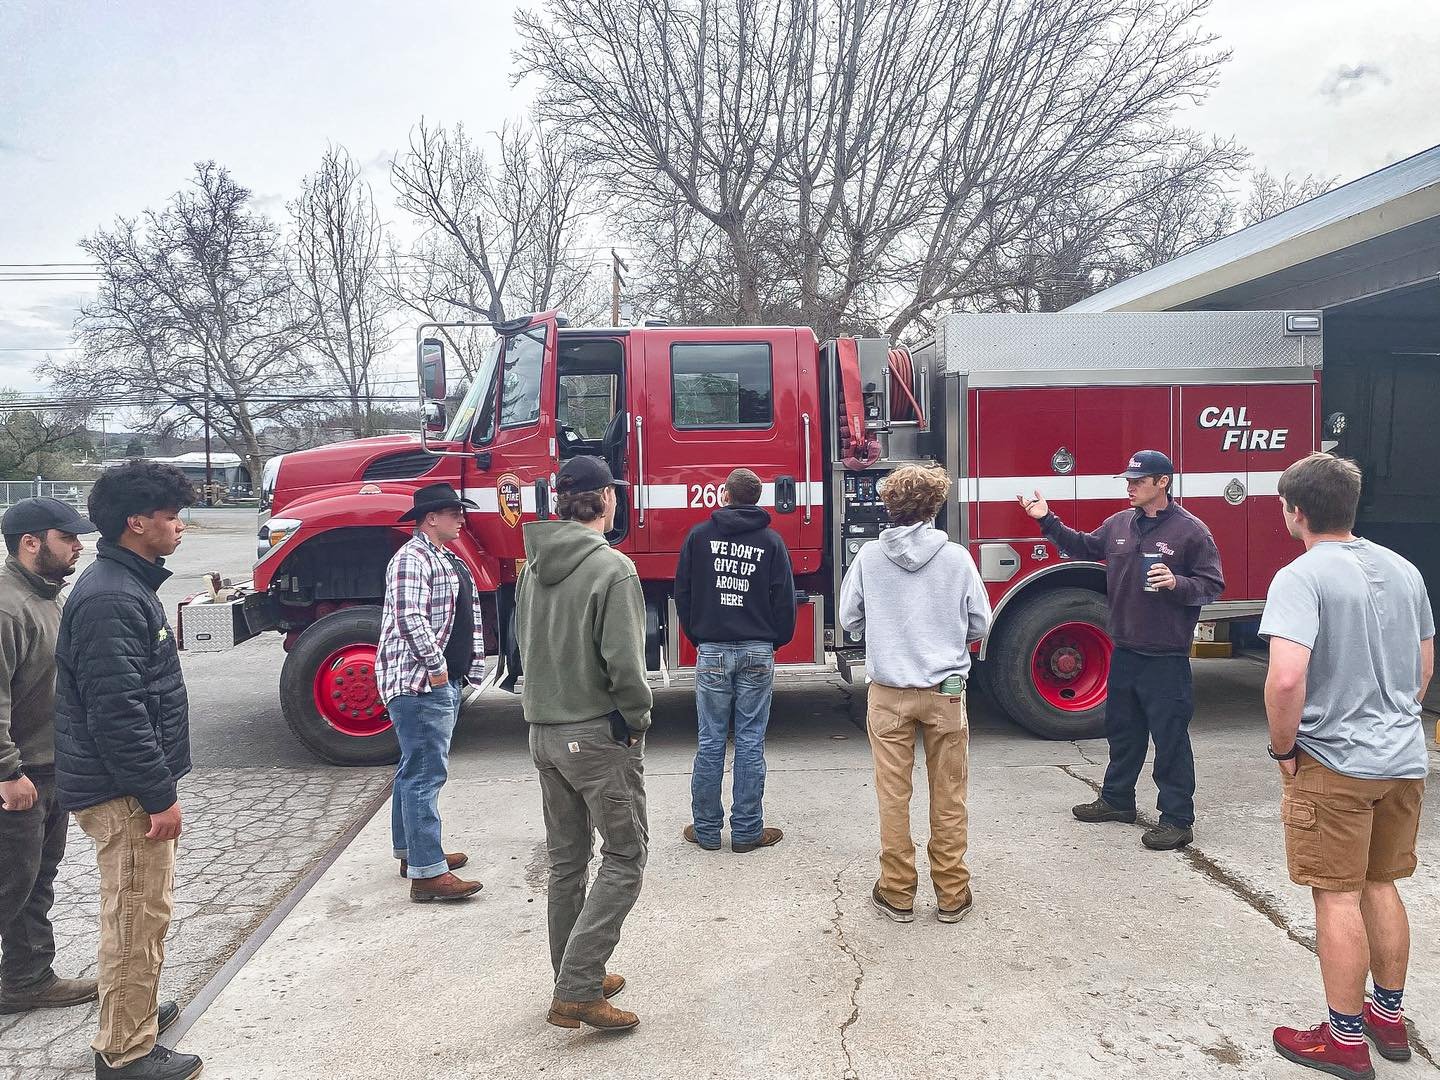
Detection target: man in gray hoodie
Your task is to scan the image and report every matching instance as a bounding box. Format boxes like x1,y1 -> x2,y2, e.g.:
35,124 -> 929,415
838,464 -> 991,925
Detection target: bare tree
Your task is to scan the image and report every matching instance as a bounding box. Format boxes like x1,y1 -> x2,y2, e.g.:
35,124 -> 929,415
290,145 -> 395,437
0,393 -> 92,478
516,0 -> 1234,339
1241,168 -> 1336,227
389,119 -> 604,373
49,163 -> 312,483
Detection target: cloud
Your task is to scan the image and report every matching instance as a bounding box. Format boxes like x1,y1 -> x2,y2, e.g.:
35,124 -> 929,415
0,137 -> 51,163
1320,63 -> 1391,104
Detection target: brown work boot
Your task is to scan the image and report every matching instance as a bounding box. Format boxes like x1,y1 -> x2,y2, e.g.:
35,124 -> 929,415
732,827 -> 783,853
547,995 -> 639,1031
410,871 -> 483,902
0,973 -> 99,1013
399,852 -> 469,878
602,973 -> 625,999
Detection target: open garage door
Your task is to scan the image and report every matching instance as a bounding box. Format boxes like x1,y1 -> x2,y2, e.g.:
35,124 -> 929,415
1323,282 -> 1440,621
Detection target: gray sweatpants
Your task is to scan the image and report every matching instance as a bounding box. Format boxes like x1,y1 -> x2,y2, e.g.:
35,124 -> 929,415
529,718 -> 649,1002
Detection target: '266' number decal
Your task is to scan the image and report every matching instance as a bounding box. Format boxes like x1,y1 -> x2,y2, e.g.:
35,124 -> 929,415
689,483 -> 722,508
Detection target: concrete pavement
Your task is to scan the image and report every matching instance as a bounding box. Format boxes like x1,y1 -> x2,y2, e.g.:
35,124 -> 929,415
173,660 -> 1440,1080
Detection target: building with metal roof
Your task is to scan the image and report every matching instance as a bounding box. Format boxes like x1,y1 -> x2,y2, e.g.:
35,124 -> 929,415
1069,144 -> 1440,606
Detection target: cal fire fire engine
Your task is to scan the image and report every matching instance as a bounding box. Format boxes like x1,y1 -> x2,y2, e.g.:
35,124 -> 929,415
182,309 -> 1322,765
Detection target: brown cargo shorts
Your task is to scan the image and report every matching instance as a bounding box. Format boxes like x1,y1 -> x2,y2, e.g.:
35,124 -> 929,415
1280,750 -> 1424,892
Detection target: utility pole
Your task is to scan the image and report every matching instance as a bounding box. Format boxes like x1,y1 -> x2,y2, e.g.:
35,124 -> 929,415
203,359 -> 213,507
611,249 -> 628,327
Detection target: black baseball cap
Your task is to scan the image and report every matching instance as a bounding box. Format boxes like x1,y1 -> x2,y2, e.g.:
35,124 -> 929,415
555,456 -> 630,495
1116,449 -> 1175,479
1,496 -> 97,537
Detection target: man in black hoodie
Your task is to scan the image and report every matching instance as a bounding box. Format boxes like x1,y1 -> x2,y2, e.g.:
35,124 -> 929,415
675,468 -> 797,852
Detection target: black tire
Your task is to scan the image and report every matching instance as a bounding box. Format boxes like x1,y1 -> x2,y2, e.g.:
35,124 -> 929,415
987,587 -> 1110,740
280,606 -> 399,767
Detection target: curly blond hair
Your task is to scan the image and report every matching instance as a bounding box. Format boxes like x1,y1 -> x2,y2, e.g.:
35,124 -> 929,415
878,464 -> 951,525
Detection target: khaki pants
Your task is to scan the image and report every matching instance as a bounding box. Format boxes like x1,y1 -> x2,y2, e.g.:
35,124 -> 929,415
74,796 -> 176,1067
867,681 -> 970,909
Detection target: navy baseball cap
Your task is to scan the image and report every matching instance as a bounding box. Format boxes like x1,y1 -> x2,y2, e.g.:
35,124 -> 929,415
1,496 -> 97,537
555,455 -> 630,495
1116,450 -> 1175,479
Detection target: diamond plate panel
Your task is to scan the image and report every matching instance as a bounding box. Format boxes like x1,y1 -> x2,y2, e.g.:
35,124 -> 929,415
934,311 -> 1321,382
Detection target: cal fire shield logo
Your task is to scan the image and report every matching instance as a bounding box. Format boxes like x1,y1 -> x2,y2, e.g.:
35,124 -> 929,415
497,474 -> 523,528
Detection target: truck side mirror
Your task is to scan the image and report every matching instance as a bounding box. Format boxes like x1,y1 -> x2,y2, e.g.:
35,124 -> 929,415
423,401 -> 447,434
419,338 -> 447,401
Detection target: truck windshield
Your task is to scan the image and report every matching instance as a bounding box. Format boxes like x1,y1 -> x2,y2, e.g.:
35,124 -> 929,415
442,325 -> 548,444
443,334 -> 503,444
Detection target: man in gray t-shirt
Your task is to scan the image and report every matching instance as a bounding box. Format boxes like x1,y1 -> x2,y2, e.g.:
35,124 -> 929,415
1261,538 -> 1434,779
1262,453 -> 1435,1078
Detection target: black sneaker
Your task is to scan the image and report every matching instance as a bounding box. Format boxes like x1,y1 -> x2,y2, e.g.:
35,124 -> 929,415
1142,823 -> 1193,850
871,882 -> 914,923
95,1044 -> 203,1079
157,1001 -> 179,1034
1071,798 -> 1137,824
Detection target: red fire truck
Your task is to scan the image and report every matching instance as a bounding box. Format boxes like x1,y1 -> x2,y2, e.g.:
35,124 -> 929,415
186,309 -> 1322,765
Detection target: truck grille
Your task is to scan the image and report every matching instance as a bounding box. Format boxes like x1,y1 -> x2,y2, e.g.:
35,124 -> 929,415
361,450 -> 442,482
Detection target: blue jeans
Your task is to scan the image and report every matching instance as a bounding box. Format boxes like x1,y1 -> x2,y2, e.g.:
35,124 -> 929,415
691,641 -> 775,847
389,680 -> 462,879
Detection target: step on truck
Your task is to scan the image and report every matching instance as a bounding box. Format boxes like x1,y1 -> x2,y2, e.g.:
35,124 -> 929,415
180,309 -> 1323,765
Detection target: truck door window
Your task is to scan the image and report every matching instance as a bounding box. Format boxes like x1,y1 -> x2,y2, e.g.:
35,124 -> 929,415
671,342 -> 773,429
499,327 -> 546,429
559,373 -> 617,441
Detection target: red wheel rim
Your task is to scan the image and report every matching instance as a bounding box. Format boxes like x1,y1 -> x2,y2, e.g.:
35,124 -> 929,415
1030,621 -> 1112,712
312,644 -> 390,737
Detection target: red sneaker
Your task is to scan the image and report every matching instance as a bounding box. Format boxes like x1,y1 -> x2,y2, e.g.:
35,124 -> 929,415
1362,1002 -> 1411,1062
1272,1022 -> 1374,1080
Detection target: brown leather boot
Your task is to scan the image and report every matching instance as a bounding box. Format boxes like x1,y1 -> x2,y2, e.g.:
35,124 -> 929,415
0,973 -> 99,1013
732,827 -> 783,853
399,852 -> 468,878
547,996 -> 639,1031
409,871 -> 483,902
602,973 -> 625,999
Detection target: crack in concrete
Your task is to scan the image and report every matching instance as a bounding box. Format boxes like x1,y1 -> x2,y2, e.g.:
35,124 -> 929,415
1070,741 -> 1101,767
829,857 -> 865,1080
1054,763 -> 1440,1072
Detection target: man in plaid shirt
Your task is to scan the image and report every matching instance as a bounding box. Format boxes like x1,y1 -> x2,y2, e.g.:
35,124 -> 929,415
377,483 -> 486,902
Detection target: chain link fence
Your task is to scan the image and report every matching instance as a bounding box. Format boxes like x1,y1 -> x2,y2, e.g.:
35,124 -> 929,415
0,479 -> 95,511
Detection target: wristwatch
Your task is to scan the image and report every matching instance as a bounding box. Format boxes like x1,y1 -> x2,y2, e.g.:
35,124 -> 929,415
0,766 -> 23,783
1267,743 -> 1299,761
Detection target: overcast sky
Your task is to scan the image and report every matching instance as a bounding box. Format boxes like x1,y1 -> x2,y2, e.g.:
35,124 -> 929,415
1,0 -> 1437,393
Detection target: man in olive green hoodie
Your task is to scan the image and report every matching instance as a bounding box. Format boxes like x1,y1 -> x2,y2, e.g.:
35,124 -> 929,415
516,455 -> 651,1033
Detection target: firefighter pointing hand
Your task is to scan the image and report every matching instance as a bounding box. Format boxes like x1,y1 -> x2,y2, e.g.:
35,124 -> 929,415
1017,490 -> 1049,519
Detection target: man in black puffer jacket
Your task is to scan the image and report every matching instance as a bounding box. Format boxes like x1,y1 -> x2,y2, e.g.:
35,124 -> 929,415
54,460 -> 202,1080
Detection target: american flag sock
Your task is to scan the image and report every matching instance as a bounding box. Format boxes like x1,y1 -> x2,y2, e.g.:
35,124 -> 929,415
1371,984 -> 1405,1024
1328,1006 -> 1365,1046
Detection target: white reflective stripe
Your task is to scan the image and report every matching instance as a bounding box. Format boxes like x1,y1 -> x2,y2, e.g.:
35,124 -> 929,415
464,481 -> 825,513
636,482 -> 825,510
463,487 -> 537,512
962,471 -> 1284,503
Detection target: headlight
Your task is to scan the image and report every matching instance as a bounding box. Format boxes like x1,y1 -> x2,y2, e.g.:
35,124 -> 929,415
257,517 -> 302,561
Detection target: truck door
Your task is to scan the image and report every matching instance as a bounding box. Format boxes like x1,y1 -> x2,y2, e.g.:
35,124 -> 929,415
973,389 -> 1076,539
636,328 -> 821,559
461,313 -> 560,561
1245,382 -> 1316,595
1073,387 -> 1172,530
1177,385 -> 1249,600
